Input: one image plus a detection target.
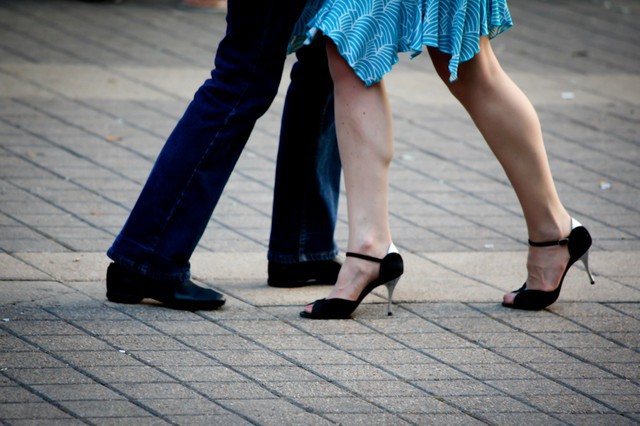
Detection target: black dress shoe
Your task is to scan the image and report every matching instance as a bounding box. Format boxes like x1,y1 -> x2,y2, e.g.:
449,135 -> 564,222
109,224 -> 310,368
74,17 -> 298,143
267,258 -> 342,288
106,263 -> 225,311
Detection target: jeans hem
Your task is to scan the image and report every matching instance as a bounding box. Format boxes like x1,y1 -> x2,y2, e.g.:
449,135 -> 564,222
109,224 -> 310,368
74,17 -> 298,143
267,248 -> 339,264
107,239 -> 191,283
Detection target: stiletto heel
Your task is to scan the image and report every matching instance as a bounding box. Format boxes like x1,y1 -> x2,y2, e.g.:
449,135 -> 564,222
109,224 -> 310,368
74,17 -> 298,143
503,218 -> 594,311
300,245 -> 404,320
580,251 -> 596,285
385,277 -> 400,316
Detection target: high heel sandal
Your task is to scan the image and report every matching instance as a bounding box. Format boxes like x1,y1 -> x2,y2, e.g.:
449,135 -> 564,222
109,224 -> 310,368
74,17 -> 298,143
503,218 -> 595,311
300,246 -> 404,320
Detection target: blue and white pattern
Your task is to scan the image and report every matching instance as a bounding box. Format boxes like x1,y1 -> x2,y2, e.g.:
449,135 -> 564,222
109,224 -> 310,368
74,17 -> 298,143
289,0 -> 513,85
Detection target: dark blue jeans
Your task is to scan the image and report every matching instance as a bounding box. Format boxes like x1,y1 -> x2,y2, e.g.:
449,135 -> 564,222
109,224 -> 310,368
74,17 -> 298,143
107,0 -> 340,282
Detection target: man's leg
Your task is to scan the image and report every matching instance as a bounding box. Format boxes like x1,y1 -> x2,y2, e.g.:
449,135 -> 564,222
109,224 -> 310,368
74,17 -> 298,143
106,0 -> 307,309
268,40 -> 342,287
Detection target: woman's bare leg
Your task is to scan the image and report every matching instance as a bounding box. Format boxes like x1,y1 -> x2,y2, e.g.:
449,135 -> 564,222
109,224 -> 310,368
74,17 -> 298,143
305,41 -> 394,312
427,37 -> 572,303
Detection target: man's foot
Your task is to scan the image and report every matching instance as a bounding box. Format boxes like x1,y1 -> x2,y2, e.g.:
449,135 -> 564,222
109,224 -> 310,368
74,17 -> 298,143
106,263 -> 225,311
267,259 -> 342,288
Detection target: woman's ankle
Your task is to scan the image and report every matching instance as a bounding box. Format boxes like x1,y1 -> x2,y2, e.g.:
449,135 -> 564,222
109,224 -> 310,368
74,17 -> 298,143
527,211 -> 572,243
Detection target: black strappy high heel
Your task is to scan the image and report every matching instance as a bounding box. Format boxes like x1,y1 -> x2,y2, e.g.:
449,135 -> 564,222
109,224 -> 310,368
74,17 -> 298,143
300,246 -> 404,320
503,218 -> 595,311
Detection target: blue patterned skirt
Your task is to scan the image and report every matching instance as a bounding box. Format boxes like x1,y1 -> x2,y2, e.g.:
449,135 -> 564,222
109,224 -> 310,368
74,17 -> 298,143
289,0 -> 513,86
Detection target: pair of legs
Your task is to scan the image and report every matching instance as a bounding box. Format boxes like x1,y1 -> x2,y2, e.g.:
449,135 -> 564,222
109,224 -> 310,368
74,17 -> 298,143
107,1 -> 340,293
308,36 -> 572,312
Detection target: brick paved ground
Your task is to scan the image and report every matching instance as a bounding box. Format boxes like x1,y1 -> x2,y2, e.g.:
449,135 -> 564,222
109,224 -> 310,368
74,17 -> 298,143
0,0 -> 639,424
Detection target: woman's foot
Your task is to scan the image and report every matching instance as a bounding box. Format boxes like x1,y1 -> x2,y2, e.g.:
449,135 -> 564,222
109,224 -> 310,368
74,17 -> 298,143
503,217 -> 572,305
502,242 -> 570,305
502,218 -> 594,310
301,244 -> 403,319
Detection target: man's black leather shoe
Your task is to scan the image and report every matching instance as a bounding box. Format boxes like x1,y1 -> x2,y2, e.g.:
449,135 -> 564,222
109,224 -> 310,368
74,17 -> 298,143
267,258 -> 342,288
106,263 -> 225,311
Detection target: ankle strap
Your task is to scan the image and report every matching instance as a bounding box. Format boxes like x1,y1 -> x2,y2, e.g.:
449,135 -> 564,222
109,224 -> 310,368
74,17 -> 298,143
346,252 -> 383,263
528,237 -> 569,247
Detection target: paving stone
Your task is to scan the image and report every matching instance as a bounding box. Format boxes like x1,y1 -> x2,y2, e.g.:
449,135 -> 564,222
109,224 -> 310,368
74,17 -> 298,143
179,334 -> 262,351
0,253 -> 50,280
136,396 -> 229,416
142,319 -> 231,336
401,413 -> 486,425
347,348 -> 438,365
70,319 -> 158,336
82,366 -> 175,384
321,333 -> 408,351
31,384 -> 123,401
264,380 -> 352,399
25,334 -> 113,352
81,416 -> 166,426
112,382 -> 200,400
58,350 -> 148,368
190,381 -> 278,400
378,362 -> 467,382
166,414 -> 254,426
294,396 -> 386,414
0,401 -> 73,420
555,413 -> 640,426
476,412 -> 566,426
4,367 -> 94,386
219,398 -> 332,426
0,352 -> 66,369
425,347 -> 515,364
454,363 -> 543,381
0,280 -> 75,306
483,378 -> 577,396
328,379 -> 427,398
0,385 -> 45,403
102,335 -> 190,352
3,320 -> 86,336
206,349 -> 295,367
8,419 -> 87,426
521,393 -> 614,414
164,365 -> 245,382
310,364 -> 397,382
414,379 -> 503,397
524,362 -> 621,380
442,395 -> 539,413
456,332 -> 550,348
58,399 -> 153,418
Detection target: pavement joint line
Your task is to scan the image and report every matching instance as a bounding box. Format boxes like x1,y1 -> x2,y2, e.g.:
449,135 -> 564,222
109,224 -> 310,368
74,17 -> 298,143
392,119 -> 637,233
463,303 -> 640,412
360,305 -> 578,423
12,95 -> 161,163
0,204 -> 76,252
542,105 -> 640,154
0,368 -> 93,425
1,177 -> 117,244
0,2 -> 187,102
93,303 -> 348,424
551,303 -> 640,354
41,305 -> 270,426
0,318 -> 179,425
207,310 -> 459,425
284,305 -> 533,414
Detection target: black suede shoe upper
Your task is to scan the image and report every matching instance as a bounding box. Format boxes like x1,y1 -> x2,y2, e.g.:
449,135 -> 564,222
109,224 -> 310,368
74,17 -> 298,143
106,263 -> 225,311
